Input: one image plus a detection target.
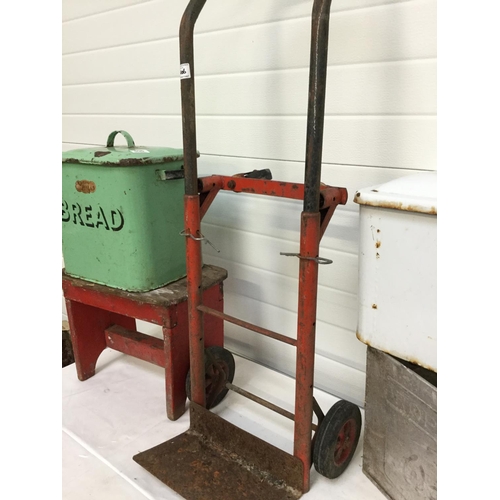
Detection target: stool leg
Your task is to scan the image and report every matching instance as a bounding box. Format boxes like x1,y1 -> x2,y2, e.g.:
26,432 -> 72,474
163,302 -> 189,421
163,283 -> 224,421
66,299 -> 136,381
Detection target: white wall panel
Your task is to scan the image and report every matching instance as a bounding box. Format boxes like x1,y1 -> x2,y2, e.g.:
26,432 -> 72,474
62,142 -> 99,151
63,59 -> 436,116
63,0 -> 410,54
63,0 -> 436,84
200,222 -> 358,295
62,114 -> 436,169
221,291 -> 366,367
62,0 -> 437,404
222,290 -> 367,405
201,192 -> 357,251
62,0 -> 152,23
205,256 -> 358,333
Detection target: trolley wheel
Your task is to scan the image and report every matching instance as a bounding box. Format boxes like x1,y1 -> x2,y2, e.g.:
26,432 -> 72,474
313,400 -> 362,479
185,346 -> 235,409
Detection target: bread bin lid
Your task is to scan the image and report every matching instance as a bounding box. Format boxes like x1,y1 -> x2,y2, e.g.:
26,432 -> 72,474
62,130 -> 187,167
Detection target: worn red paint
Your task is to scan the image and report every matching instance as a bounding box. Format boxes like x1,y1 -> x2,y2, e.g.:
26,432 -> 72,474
199,175 -> 347,214
334,418 -> 357,466
105,324 -> 165,366
189,174 -> 346,492
294,211 -> 321,490
184,194 -> 207,407
185,176 -> 346,493
62,268 -> 225,421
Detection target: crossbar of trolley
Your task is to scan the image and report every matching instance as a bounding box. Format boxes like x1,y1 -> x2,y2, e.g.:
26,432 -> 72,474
226,382 -> 320,432
198,305 -> 297,347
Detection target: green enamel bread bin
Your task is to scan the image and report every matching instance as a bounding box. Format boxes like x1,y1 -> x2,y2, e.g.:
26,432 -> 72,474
62,130 -> 187,292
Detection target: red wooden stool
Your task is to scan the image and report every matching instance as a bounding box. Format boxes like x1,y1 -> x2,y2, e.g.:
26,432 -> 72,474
62,264 -> 227,421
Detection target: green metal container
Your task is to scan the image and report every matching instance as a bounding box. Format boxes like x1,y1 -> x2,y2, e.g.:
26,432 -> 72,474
62,130 -> 187,292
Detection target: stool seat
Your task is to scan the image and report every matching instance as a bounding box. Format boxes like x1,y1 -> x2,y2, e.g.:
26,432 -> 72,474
63,265 -> 227,309
62,264 -> 227,420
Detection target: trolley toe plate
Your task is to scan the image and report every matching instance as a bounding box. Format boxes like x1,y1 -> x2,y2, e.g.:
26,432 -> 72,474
133,402 -> 304,500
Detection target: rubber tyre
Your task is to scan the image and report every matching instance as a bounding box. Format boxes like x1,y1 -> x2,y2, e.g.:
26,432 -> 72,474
313,400 -> 362,479
185,346 -> 235,409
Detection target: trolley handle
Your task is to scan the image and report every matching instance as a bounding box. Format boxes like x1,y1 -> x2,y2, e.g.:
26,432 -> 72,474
179,0 -> 333,214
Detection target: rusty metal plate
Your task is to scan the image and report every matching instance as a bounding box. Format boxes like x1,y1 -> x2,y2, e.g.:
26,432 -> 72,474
133,403 -> 304,500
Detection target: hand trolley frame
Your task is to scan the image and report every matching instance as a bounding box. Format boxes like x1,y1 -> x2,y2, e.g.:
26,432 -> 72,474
134,2 -> 361,498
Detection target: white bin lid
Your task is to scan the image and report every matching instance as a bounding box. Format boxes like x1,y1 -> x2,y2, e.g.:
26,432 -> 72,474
354,171 -> 437,215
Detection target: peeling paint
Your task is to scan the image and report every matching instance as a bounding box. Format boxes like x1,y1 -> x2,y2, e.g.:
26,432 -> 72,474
357,331 -> 437,373
75,180 -> 96,194
357,198 -> 437,215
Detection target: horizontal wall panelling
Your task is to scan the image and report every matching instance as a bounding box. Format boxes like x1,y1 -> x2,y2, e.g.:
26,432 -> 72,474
63,59 -> 436,116
62,114 -> 436,170
63,0 -> 436,84
63,0 -> 412,55
62,0 -> 152,23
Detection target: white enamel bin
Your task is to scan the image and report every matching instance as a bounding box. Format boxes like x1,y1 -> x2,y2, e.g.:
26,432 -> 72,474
354,172 -> 437,372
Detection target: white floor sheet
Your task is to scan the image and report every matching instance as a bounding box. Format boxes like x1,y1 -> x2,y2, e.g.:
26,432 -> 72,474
62,349 -> 385,499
